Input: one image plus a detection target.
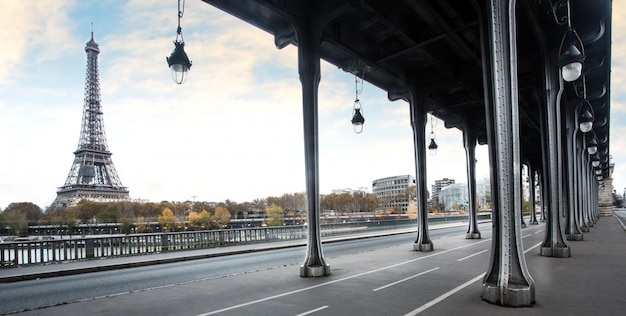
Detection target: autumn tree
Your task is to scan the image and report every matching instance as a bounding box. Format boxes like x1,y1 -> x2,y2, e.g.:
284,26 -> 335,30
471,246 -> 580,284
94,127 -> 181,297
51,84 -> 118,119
188,210 -> 212,230
188,211 -> 200,229
158,208 -> 176,232
264,204 -> 285,226
213,206 -> 231,228
362,194 -> 379,212
406,202 -> 418,219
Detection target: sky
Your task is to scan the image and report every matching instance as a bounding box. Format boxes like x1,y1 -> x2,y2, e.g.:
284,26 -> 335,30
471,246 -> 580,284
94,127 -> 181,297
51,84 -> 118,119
0,1 -> 623,210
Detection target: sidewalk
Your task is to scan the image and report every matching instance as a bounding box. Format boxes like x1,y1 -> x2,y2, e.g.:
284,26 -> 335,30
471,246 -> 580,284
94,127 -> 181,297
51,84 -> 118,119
0,221 -> 466,283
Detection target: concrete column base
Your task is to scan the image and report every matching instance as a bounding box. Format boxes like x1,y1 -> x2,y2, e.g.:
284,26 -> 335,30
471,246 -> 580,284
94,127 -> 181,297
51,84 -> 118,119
540,246 -> 571,257
566,234 -> 583,241
300,264 -> 330,277
466,232 -> 482,239
413,242 -> 433,251
581,226 -> 590,232
529,220 -> 538,225
482,284 -> 535,307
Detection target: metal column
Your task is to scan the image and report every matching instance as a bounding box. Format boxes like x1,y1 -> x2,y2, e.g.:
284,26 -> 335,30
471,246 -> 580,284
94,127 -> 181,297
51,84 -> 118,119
479,0 -> 535,306
565,105 -> 583,240
463,126 -> 481,239
410,92 -> 434,252
528,165 -> 538,225
296,16 -> 330,278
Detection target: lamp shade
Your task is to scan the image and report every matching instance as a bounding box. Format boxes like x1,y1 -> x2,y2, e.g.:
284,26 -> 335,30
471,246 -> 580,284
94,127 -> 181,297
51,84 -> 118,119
587,136 -> 598,155
578,106 -> 594,133
351,108 -> 364,133
428,138 -> 438,151
591,153 -> 600,167
559,42 -> 584,82
351,108 -> 365,125
166,41 -> 192,84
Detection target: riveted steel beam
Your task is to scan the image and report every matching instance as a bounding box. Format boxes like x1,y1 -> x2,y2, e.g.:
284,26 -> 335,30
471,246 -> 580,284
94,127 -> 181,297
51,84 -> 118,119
478,0 -> 535,306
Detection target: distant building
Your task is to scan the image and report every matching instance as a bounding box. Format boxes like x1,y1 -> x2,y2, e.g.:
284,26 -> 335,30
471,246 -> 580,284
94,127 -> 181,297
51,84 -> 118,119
431,178 -> 455,205
372,175 -> 415,212
331,187 -> 369,195
438,178 -> 492,212
438,183 -> 468,212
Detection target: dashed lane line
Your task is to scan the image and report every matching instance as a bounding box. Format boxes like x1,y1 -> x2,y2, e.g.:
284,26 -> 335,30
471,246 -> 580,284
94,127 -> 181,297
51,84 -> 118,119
195,239 -> 491,315
295,305 -> 329,316
372,267 -> 440,292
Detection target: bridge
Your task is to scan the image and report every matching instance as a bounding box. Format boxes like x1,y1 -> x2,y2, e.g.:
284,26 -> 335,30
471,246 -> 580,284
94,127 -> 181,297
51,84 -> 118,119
0,0 -> 614,312
192,0 -> 613,307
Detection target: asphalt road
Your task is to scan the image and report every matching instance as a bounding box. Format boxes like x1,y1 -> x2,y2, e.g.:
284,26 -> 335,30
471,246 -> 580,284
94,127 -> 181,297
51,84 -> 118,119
0,223 -> 491,314
614,208 -> 626,224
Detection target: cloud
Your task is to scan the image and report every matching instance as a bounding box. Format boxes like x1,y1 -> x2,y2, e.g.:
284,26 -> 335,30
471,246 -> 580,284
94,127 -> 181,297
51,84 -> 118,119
0,0 -> 79,85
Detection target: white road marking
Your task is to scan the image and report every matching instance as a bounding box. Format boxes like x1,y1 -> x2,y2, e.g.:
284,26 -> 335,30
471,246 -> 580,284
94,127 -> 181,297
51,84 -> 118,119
404,273 -> 485,316
372,267 -> 440,292
295,305 -> 329,316
457,249 -> 488,262
196,239 -> 491,315
404,241 -> 544,315
524,241 -> 542,254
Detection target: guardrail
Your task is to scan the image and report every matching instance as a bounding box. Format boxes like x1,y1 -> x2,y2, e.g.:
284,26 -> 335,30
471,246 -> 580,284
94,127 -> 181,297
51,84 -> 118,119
1,215 -> 480,267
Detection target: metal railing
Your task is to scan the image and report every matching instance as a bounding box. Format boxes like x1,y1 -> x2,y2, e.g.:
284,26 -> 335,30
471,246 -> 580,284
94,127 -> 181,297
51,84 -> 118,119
1,216 -> 478,267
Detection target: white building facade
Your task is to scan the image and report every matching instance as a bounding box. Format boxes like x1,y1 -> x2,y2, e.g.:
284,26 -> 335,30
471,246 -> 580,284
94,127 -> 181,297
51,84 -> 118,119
372,175 -> 415,212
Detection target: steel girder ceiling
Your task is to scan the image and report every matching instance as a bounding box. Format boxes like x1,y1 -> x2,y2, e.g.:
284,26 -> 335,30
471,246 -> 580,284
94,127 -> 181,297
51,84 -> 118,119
201,0 -> 612,176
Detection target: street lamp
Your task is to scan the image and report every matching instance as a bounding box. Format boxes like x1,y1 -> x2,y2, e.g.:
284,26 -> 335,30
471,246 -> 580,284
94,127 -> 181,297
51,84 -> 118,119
428,112 -> 438,156
591,153 -> 600,168
557,0 -> 585,82
166,0 -> 192,84
578,101 -> 594,133
350,67 -> 368,134
428,134 -> 438,155
559,33 -> 585,82
586,133 -> 598,155
351,105 -> 365,133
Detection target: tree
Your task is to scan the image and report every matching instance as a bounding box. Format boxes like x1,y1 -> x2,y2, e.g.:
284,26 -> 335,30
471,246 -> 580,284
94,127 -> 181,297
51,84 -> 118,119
213,206 -> 231,228
406,202 -> 418,219
188,211 -> 200,229
522,199 -> 530,214
188,210 -> 212,230
135,216 -> 150,233
197,210 -> 212,229
362,194 -> 379,212
75,199 -> 107,223
405,185 -> 417,202
96,206 -> 117,223
1,202 -> 43,236
264,204 -> 285,226
1,209 -> 27,236
158,208 -> 176,232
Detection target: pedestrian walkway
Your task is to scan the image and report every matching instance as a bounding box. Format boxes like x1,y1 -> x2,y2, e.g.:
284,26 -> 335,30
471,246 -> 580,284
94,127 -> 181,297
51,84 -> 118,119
8,216 -> 626,315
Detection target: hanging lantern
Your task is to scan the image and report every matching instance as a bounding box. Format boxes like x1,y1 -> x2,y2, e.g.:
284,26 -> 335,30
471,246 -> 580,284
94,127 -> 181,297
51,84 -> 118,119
428,132 -> 438,155
351,100 -> 365,134
166,0 -> 192,85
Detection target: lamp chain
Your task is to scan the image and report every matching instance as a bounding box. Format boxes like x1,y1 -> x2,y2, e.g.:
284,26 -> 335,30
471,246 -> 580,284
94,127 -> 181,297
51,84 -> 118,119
176,0 -> 186,42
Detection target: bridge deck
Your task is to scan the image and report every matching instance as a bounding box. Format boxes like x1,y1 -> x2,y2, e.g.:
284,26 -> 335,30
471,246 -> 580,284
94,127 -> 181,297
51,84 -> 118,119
5,215 -> 626,316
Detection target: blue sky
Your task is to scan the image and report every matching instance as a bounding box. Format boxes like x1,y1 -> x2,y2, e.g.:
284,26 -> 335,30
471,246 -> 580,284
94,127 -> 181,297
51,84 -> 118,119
0,1 -> 622,209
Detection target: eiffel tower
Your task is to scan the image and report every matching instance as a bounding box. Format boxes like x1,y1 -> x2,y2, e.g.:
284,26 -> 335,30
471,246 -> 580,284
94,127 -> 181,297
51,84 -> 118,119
52,31 -> 130,207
